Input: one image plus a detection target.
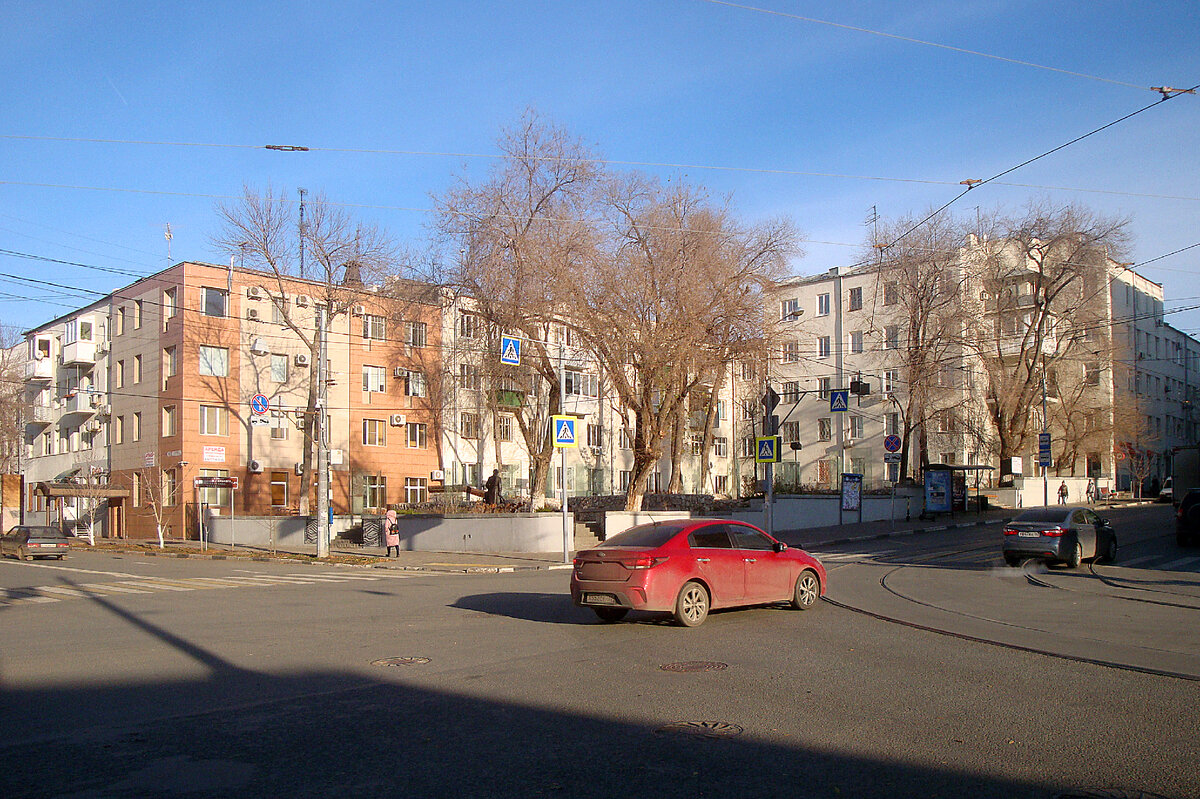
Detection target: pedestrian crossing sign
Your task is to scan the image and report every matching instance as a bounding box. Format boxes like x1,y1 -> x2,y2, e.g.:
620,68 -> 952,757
552,415 -> 578,448
755,435 -> 782,463
500,335 -> 521,366
830,390 -> 850,412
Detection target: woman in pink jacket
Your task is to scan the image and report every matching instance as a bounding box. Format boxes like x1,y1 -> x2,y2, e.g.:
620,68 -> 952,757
384,508 -> 400,557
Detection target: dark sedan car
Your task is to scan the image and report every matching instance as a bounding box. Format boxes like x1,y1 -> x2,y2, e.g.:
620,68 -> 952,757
1002,506 -> 1117,568
0,525 -> 72,561
571,519 -> 826,627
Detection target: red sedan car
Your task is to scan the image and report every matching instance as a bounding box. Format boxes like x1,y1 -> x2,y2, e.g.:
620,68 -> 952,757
570,519 -> 826,626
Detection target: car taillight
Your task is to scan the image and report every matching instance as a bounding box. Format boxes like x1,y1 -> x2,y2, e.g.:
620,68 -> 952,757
1003,527 -> 1018,536
1044,526 -> 1067,537
572,557 -> 583,570
622,556 -> 668,570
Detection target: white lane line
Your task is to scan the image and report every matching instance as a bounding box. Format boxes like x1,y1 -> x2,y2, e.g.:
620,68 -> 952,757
1158,556 -> 1200,571
287,573 -> 379,581
0,561 -> 144,578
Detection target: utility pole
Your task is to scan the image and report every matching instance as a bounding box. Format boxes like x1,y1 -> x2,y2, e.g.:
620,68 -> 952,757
559,334 -> 569,563
316,306 -> 330,558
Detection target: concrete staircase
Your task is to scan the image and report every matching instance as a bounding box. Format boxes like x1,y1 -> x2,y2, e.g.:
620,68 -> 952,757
573,515 -> 605,552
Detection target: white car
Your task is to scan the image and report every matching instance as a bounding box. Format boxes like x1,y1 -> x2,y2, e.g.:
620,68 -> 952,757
1159,477 -> 1173,503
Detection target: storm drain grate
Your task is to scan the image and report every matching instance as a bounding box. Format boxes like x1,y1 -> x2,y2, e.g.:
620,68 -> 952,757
1056,787 -> 1166,791
371,657 -> 431,667
655,721 -> 743,739
659,661 -> 728,673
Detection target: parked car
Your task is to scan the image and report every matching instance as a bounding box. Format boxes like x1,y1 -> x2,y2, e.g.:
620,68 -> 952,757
1158,476 -> 1173,503
0,525 -> 72,561
1176,488 -> 1200,546
570,519 -> 826,627
1002,506 -> 1117,568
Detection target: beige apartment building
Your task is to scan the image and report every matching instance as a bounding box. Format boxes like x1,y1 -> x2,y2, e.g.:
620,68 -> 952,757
22,262 -> 442,540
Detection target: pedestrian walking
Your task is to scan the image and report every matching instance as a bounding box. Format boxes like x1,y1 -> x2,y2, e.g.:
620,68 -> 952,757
484,469 -> 501,506
1058,481 -> 1069,505
383,508 -> 400,557
1085,479 -> 1097,504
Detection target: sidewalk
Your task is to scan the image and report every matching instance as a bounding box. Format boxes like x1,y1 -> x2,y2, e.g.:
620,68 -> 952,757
73,501 -> 1150,574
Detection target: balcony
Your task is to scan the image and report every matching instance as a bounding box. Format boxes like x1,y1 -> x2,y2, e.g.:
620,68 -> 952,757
61,392 -> 97,419
27,405 -> 54,426
62,339 -> 97,366
998,336 -> 1058,358
25,358 -> 54,381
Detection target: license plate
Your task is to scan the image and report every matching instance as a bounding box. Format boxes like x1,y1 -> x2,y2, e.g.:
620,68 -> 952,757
585,593 -> 616,605
1018,531 -> 1039,538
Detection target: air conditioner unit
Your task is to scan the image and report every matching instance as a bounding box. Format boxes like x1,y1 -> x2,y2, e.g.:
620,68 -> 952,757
430,469 -> 445,481
247,286 -> 264,300
389,414 -> 407,427
294,353 -> 310,367
393,366 -> 407,378
294,463 -> 304,475
295,294 -> 311,307
96,342 -> 109,355
250,339 -> 270,356
352,304 -> 366,316
90,393 -> 104,407
99,404 -> 112,416
84,420 -> 101,433
247,308 -> 261,321
248,460 -> 264,474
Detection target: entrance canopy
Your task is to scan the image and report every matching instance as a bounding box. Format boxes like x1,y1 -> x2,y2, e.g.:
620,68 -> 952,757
35,481 -> 131,499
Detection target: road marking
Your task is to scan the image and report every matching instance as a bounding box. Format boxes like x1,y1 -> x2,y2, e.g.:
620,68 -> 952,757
1118,555 -> 1156,567
35,586 -> 93,598
116,580 -> 194,592
1158,556 -> 1200,571
2,593 -> 59,605
287,572 -> 379,581
79,582 -> 151,594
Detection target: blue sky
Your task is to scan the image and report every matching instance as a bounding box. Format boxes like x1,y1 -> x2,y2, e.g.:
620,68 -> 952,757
2,1 -> 1197,332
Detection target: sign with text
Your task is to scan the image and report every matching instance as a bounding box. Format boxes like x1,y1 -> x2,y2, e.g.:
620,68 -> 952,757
194,476 -> 238,490
840,473 -> 862,511
202,445 -> 226,463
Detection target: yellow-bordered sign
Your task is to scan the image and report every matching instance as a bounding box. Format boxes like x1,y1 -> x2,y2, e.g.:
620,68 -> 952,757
755,436 -> 782,463
552,415 -> 578,448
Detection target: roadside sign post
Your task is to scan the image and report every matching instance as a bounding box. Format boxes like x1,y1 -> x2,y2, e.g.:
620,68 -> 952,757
500,335 -> 522,366
883,434 -> 902,530
1038,432 -> 1052,507
195,476 -> 239,551
755,434 -> 782,537
552,414 -> 577,563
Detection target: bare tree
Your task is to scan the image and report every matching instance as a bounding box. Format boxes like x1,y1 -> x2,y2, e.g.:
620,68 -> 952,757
434,110 -> 601,509
0,326 -> 25,474
960,202 -> 1129,482
134,466 -> 171,549
213,187 -> 404,513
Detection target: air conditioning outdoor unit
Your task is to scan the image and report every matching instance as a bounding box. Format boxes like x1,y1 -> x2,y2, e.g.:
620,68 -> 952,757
294,353 -> 310,367
90,393 -> 104,407
389,414 -> 407,427
294,463 -> 304,475
352,305 -> 366,316
248,460 -> 264,474
84,420 -> 101,433
247,286 -> 264,300
430,470 -> 445,481
250,339 -> 270,356
393,366 -> 407,378
247,308 -> 261,321
99,404 -> 112,416
295,294 -> 311,307
96,342 -> 109,355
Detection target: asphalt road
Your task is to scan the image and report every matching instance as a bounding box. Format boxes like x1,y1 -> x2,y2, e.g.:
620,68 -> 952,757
1,505 -> 1197,799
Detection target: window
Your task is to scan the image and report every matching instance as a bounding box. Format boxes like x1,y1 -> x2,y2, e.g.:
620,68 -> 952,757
363,419 -> 387,446
162,406 -> 176,437
270,472 -> 289,507
404,321 -> 427,348
131,473 -> 141,508
848,287 -> 863,311
739,437 -> 756,458
134,300 -> 143,329
565,368 -> 599,397
780,298 -> 800,320
133,355 -> 142,384
783,341 -> 800,363
713,436 -> 728,457
203,287 -> 227,318
741,362 -> 756,381
501,415 -> 516,443
272,298 -> 286,325
115,360 -> 125,389
271,354 -> 289,383
619,428 -> 633,449
817,459 -> 832,484
198,468 -> 231,507
163,469 -> 178,506
271,417 -> 289,440
459,364 -> 483,390
460,412 -> 481,439
783,381 -> 800,403
716,400 -> 727,421
818,418 -> 832,441
884,325 -> 900,350
688,433 -> 704,456
199,346 -> 229,377
714,475 -> 729,494
884,370 -> 898,394
132,412 -> 141,442
406,422 -> 427,448
619,470 -> 632,493
163,288 -> 177,321
818,336 -> 831,358
163,346 -> 178,383
587,423 -> 602,448
884,283 -> 898,306
1084,362 -> 1101,386
363,365 -> 386,393
941,451 -> 957,465
887,412 -> 900,436
405,477 -> 428,504
115,307 -> 126,336
199,405 -> 228,436
403,370 -> 426,397
818,377 -> 831,399
781,420 -> 800,442
114,416 -> 125,445
848,415 -> 863,439
817,293 -> 830,316
363,475 -> 387,510
458,313 -> 480,338
850,330 -> 864,354
362,314 -> 386,340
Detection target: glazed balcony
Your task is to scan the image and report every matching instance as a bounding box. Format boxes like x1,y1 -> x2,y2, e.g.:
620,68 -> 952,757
25,358 -> 54,381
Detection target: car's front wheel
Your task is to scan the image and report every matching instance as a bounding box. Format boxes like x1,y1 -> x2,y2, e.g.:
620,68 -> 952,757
674,581 -> 710,627
1066,541 -> 1083,569
1100,537 -> 1117,564
593,607 -> 628,623
791,570 -> 821,611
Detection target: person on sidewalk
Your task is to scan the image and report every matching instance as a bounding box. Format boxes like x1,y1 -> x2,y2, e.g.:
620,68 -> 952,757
384,508 -> 400,557
1058,481 -> 1069,505
1085,479 -> 1097,504
484,469 -> 501,506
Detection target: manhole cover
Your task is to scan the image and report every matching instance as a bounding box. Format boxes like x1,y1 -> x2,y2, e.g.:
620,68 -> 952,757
660,661 -> 729,672
1053,791 -> 1169,799
655,721 -> 743,739
370,657 -> 431,667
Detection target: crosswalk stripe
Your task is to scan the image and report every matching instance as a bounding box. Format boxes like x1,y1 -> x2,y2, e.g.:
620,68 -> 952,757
36,586 -> 92,598
287,573 -> 378,581
6,594 -> 59,604
80,582 -> 150,594
1158,556 -> 1200,571
1119,555 -> 1156,567
116,580 -> 194,592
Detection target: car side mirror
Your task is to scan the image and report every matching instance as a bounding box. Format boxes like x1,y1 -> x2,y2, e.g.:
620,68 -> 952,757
774,542 -> 788,553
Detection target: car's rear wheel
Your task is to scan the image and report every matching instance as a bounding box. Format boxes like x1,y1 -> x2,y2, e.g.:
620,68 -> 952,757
674,581 -> 710,627
1066,541 -> 1083,569
593,607 -> 628,623
791,570 -> 821,611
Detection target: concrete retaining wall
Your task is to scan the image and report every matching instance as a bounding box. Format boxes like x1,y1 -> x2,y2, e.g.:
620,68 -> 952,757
392,513 -> 569,552
207,515 -> 311,548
